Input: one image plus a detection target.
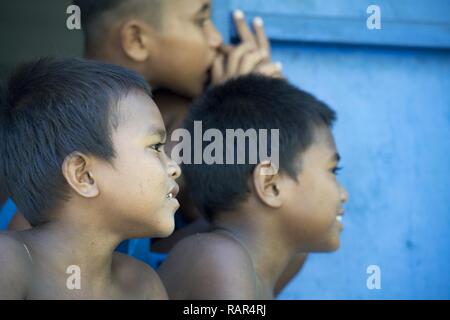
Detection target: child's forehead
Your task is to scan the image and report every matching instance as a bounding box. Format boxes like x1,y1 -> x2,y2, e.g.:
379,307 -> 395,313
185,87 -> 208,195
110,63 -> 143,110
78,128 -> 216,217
164,0 -> 211,16
114,91 -> 164,131
312,126 -> 336,149
300,127 -> 338,164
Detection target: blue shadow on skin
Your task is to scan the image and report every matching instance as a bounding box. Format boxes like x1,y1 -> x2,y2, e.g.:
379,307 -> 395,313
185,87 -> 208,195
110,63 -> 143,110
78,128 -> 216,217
0,198 -> 16,230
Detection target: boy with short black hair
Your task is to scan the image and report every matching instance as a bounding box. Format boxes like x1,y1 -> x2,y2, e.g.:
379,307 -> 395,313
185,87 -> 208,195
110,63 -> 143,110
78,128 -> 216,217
74,0 -> 280,99
0,57 -> 180,299
159,75 -> 349,299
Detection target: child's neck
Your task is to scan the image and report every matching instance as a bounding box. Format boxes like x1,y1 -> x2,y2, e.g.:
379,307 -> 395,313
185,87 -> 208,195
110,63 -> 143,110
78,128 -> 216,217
212,209 -> 298,295
23,215 -> 122,286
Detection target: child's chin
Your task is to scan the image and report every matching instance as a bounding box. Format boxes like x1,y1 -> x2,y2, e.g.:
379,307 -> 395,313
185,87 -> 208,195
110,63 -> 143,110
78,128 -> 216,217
309,237 -> 341,252
324,237 -> 341,252
152,221 -> 175,238
183,78 -> 206,98
134,217 -> 175,239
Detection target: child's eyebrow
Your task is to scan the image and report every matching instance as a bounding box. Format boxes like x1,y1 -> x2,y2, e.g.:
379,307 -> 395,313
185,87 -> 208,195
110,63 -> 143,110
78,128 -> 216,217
147,127 -> 166,140
195,2 -> 211,15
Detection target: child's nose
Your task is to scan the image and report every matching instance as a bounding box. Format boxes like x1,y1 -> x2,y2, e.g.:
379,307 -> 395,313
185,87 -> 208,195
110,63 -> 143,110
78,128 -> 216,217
204,20 -> 223,49
168,160 -> 181,179
340,185 -> 349,204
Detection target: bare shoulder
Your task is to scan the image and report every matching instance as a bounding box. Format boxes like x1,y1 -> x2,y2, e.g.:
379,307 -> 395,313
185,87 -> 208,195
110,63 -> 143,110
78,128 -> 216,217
112,252 -> 168,300
0,232 -> 32,299
158,232 -> 257,299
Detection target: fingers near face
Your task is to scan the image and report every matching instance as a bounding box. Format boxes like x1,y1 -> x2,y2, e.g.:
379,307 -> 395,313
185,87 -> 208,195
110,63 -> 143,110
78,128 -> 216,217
253,16 -> 271,57
233,9 -> 257,46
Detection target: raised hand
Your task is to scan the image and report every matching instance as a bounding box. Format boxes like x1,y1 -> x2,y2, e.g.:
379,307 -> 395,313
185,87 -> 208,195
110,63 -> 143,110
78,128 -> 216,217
211,10 -> 283,85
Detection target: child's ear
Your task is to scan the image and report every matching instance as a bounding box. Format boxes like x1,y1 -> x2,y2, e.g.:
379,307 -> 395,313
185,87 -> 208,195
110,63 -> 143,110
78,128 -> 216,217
62,152 -> 99,198
251,160 -> 282,208
120,19 -> 157,62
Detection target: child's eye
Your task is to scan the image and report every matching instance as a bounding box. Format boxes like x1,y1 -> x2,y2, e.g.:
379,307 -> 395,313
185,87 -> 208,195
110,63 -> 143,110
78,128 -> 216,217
149,143 -> 165,153
196,17 -> 208,27
331,166 -> 343,175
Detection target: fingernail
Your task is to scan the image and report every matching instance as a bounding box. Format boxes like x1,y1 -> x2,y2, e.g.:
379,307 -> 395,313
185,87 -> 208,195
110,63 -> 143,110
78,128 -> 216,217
254,17 -> 263,26
275,62 -> 283,69
234,9 -> 244,19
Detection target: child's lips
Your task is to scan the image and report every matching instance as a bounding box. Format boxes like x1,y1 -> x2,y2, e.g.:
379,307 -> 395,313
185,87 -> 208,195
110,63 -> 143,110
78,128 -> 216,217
166,183 -> 180,200
336,210 -> 345,224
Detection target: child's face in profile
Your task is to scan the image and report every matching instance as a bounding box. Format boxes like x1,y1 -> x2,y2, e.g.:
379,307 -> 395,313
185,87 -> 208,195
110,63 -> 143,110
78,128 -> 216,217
150,0 -> 221,97
280,126 -> 348,252
94,91 -> 181,238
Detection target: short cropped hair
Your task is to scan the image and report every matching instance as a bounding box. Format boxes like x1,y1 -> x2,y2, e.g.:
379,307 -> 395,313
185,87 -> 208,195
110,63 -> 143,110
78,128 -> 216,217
0,57 -> 151,225
182,75 -> 336,221
73,0 -> 163,54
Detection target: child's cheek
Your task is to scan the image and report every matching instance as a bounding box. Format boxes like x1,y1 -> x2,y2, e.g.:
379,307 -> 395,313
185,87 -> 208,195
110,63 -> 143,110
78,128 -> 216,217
151,155 -> 171,190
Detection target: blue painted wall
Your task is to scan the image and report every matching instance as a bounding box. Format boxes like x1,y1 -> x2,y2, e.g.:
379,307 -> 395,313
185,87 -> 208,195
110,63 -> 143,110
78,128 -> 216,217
213,0 -> 450,299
